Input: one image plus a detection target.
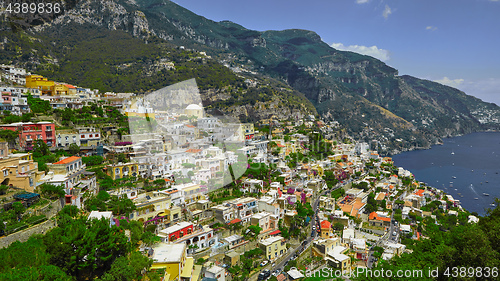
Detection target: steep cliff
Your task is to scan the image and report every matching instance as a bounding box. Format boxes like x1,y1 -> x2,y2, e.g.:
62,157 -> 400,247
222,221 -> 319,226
2,0 -> 500,153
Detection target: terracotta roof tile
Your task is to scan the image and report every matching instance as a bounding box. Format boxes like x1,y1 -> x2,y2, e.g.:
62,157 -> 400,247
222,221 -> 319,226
53,156 -> 80,165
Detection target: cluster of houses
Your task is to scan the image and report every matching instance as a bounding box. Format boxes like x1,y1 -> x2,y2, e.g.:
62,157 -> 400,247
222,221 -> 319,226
1,65 -> 479,281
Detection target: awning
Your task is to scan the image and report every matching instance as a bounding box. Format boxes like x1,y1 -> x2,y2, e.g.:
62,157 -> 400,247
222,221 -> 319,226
269,230 -> 281,236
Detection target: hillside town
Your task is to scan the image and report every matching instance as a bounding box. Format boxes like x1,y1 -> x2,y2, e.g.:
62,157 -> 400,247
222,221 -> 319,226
0,65 -> 480,281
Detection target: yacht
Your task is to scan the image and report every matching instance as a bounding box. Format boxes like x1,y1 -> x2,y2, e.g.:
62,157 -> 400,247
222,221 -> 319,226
452,176 -> 456,179
483,193 -> 490,196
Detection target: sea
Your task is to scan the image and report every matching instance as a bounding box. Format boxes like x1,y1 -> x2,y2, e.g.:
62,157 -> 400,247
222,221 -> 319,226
391,132 -> 500,216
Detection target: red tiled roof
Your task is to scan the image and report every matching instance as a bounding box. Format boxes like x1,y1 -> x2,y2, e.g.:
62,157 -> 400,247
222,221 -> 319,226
185,124 -> 195,128
229,218 -> 242,225
415,189 -> 425,196
65,84 -> 76,89
369,212 -> 378,220
53,156 -> 80,165
369,212 -> 390,222
277,144 -> 285,147
320,220 -> 331,229
185,149 -> 202,153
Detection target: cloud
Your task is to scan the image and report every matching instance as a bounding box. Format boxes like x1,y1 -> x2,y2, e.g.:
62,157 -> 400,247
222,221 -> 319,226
356,0 -> 370,4
426,26 -> 438,31
330,43 -> 390,61
434,77 -> 465,88
431,77 -> 500,105
382,5 -> 392,19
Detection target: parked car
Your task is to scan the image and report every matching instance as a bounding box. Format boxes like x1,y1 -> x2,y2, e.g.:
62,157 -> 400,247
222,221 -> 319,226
258,269 -> 271,280
260,260 -> 269,267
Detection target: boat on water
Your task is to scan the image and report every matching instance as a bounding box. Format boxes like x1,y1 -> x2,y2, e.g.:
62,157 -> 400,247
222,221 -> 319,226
475,198 -> 479,200
454,188 -> 458,191
452,176 -> 456,179
491,203 -> 496,207
483,193 -> 490,196
486,181 -> 489,183
451,151 -> 455,155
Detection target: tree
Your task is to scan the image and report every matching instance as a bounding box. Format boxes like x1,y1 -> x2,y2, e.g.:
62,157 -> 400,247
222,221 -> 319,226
82,155 -> 104,166
69,144 -> 80,156
33,140 -> 50,158
44,217 -> 129,280
117,153 -> 127,163
27,94 -> 51,114
39,184 -> 65,200
12,202 -> 25,220
247,225 -> 262,237
109,196 -> 136,216
98,251 -> 151,281
141,231 -> 161,248
0,184 -> 8,195
333,222 -> 344,231
0,129 -> 19,146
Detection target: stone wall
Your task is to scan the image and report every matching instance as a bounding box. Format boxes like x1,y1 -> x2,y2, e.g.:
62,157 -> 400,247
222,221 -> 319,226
34,198 -> 64,218
0,219 -> 57,248
0,199 -> 63,249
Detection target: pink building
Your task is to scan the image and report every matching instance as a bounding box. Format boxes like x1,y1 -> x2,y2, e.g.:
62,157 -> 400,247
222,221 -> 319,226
0,122 -> 56,149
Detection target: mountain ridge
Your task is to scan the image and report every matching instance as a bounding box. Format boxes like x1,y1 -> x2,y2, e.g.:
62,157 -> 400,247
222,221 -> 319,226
2,0 -> 500,154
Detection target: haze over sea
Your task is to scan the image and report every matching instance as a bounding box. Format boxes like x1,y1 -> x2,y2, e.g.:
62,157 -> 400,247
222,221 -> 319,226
392,132 -> 500,216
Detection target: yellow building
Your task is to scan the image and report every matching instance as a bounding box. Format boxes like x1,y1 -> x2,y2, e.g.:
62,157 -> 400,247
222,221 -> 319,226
0,149 -> 44,193
150,243 -> 194,281
326,247 -> 351,274
130,191 -> 172,222
175,183 -> 206,205
259,235 -> 287,261
320,220 -> 334,239
312,237 -> 342,258
106,162 -> 139,179
310,164 -> 324,177
51,83 -> 68,96
25,75 -> 55,95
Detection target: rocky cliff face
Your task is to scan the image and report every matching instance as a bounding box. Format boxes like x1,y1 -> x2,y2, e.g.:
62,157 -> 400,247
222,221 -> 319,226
3,0 -> 500,153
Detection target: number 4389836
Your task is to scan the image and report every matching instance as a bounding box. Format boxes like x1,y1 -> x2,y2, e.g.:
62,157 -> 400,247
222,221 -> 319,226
5,2 -> 61,14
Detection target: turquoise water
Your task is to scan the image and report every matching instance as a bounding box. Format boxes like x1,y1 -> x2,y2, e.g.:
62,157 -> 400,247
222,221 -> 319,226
391,132 -> 500,216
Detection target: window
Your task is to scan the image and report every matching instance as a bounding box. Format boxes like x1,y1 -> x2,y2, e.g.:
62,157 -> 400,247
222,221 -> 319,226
81,135 -> 85,138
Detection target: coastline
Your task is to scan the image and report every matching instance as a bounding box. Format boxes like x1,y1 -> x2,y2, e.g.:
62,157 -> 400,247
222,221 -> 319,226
391,131 -> 500,216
